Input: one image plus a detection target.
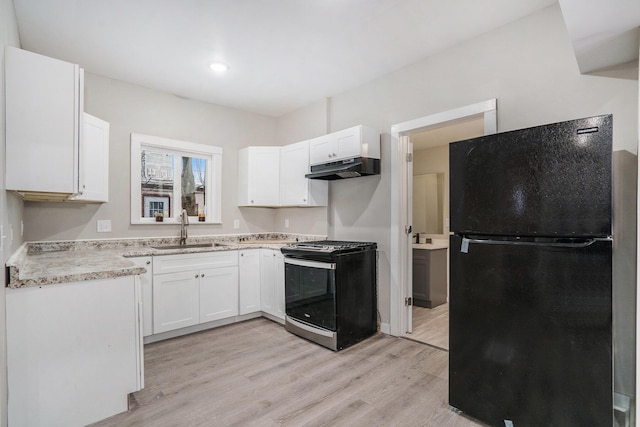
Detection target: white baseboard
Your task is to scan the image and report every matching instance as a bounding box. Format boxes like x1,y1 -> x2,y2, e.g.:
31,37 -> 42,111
380,322 -> 391,335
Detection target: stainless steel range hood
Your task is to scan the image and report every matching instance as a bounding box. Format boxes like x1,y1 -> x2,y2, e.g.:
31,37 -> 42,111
305,157 -> 381,180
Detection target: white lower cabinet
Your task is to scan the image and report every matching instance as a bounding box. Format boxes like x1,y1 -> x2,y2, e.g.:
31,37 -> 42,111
153,270 -> 200,334
260,249 -> 285,320
200,266 -> 239,322
130,256 -> 153,336
239,249 -> 261,314
6,277 -> 143,427
153,251 -> 239,334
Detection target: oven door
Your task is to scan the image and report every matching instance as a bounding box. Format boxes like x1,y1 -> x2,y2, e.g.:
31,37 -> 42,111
284,257 -> 336,331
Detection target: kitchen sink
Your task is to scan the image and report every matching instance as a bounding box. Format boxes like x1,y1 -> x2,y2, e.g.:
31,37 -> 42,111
151,243 -> 218,250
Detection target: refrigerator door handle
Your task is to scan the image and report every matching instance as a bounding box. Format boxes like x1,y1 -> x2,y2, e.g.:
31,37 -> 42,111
461,236 -> 609,251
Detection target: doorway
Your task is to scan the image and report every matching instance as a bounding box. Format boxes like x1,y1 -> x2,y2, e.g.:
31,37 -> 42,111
408,119 -> 484,349
389,99 -> 498,339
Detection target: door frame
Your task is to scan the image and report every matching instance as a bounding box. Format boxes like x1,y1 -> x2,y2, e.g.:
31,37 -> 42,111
389,99 -> 498,337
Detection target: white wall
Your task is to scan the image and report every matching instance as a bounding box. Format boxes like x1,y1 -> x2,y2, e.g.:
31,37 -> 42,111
1,0 -> 22,424
276,4 -> 639,326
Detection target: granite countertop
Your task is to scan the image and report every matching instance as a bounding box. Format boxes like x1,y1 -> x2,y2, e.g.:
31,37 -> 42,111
6,233 -> 324,289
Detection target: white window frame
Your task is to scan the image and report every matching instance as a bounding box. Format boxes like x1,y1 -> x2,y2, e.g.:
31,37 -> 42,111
130,133 -> 222,224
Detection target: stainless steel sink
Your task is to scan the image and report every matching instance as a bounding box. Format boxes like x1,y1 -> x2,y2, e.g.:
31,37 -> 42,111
151,243 -> 216,250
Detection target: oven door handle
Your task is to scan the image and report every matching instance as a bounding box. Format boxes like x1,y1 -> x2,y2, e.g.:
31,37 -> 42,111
284,258 -> 336,270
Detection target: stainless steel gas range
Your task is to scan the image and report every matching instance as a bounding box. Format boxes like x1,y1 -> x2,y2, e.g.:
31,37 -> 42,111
280,240 -> 377,351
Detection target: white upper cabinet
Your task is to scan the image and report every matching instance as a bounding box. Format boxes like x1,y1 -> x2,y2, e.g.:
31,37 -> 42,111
280,141 -> 328,207
237,147 -> 280,206
309,125 -> 380,166
5,47 -> 110,203
72,113 -> 110,202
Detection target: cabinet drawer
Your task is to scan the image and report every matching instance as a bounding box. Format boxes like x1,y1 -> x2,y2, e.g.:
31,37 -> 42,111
153,251 -> 238,275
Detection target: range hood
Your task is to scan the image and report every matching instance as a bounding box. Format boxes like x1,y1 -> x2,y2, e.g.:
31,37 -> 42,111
305,157 -> 381,180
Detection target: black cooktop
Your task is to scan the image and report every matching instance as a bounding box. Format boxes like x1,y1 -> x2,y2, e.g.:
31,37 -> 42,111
281,240 -> 377,257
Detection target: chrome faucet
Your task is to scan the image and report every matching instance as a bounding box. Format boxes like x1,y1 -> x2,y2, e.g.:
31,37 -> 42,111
180,209 -> 189,245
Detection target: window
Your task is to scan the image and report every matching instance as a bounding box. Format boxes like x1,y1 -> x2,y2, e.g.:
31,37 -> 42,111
131,133 -> 222,224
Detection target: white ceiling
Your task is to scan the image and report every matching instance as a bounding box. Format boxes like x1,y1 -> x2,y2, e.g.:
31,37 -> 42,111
13,0 -> 558,117
559,0 -> 640,78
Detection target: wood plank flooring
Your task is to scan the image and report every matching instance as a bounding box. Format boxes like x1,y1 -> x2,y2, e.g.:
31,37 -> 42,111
92,318 -> 483,427
408,303 -> 449,350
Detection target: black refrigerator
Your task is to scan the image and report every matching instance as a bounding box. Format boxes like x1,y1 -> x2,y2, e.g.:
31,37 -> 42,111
448,115 -> 613,426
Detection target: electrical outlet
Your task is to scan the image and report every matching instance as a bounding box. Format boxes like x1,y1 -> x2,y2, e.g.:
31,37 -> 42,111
97,220 -> 112,233
284,219 -> 289,228
233,219 -> 240,229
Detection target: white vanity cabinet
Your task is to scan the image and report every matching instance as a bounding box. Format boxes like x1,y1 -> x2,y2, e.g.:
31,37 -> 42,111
280,140 -> 328,207
152,251 -> 238,334
260,249 -> 285,320
5,47 -> 110,202
130,256 -> 154,337
6,277 -> 143,427
309,125 -> 380,166
239,249 -> 261,314
237,146 -> 280,206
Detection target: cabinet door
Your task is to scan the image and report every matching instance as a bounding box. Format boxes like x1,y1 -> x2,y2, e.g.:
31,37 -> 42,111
153,271 -> 199,333
239,250 -> 261,315
260,249 -> 276,315
74,113 -> 109,202
309,135 -> 337,165
280,141 -> 310,206
335,126 -> 362,159
238,147 -> 280,206
131,257 -> 154,336
274,252 -> 285,320
412,250 -> 430,306
200,266 -> 239,323
5,47 -> 82,194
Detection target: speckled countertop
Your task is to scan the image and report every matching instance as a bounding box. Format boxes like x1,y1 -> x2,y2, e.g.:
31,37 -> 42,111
6,233 -> 324,288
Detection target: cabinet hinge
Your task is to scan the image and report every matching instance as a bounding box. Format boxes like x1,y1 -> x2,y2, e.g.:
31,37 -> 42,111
405,297 -> 413,306
406,153 -> 413,162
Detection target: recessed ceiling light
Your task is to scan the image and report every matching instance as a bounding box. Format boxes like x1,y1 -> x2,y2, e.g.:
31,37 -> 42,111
209,62 -> 228,73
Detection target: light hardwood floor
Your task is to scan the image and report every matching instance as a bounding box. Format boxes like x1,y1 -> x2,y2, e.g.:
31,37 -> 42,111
92,317 -> 483,427
408,303 -> 449,350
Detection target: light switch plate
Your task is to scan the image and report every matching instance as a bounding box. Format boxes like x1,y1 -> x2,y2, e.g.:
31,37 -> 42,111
233,219 -> 240,229
97,220 -> 112,233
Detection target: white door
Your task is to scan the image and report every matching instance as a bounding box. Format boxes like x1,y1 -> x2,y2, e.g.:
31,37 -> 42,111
309,135 -> 336,165
251,148 -> 280,205
280,141 -> 309,206
260,249 -> 276,315
239,250 -> 261,315
153,271 -> 199,333
335,126 -> 361,159
405,136 -> 414,333
274,252 -> 285,320
76,113 -> 109,202
200,267 -> 239,323
130,256 -> 153,336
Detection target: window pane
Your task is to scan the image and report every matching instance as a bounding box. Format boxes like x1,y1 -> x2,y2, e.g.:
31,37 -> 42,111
181,156 -> 207,217
141,150 -> 174,218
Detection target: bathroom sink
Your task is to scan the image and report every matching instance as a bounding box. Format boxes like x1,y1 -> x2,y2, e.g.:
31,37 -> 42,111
151,243 -> 217,250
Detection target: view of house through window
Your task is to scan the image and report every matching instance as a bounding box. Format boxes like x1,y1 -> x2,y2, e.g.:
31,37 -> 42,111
131,133 -> 222,224
141,150 -> 174,218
